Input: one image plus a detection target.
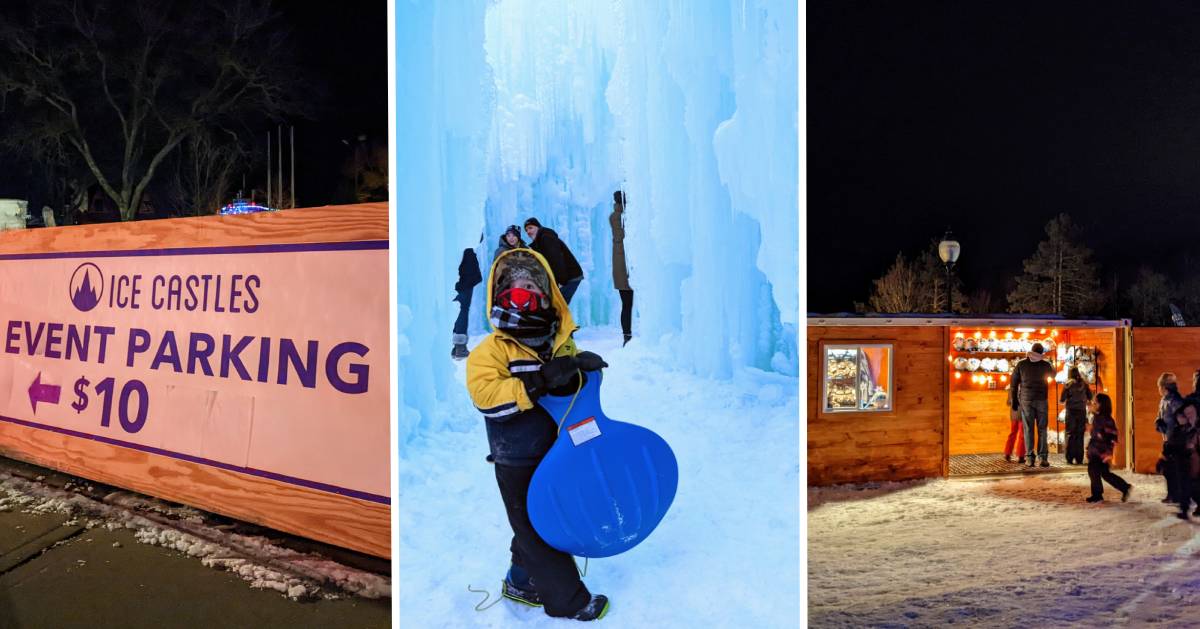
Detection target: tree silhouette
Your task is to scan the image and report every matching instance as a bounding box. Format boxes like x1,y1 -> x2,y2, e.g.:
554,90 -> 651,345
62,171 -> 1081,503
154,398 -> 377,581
0,0 -> 305,220
1008,214 -> 1103,316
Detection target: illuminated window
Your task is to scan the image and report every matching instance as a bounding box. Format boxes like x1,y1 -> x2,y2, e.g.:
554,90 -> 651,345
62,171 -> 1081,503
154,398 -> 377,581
823,344 -> 894,412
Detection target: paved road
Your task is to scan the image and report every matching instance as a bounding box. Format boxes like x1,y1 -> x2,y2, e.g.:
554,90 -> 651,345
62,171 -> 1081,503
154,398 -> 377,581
0,466 -> 390,629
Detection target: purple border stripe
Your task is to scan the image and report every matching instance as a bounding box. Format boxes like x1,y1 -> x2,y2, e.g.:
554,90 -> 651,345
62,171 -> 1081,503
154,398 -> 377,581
0,240 -> 388,261
0,414 -> 390,506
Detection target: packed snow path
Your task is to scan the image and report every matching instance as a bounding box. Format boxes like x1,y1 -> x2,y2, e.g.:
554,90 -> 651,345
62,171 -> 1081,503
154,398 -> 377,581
809,473 -> 1200,628
398,329 -> 800,627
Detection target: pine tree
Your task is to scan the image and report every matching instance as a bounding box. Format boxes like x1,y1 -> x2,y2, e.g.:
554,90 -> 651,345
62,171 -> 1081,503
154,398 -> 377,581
1007,214 -> 1103,316
1126,266 -> 1173,326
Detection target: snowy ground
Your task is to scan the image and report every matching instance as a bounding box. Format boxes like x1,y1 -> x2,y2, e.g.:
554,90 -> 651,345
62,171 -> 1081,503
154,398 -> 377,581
809,472 -> 1200,628
398,328 -> 801,627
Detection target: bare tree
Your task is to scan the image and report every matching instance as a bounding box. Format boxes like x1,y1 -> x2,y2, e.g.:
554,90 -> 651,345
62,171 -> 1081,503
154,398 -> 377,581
168,129 -> 246,215
867,252 -> 920,312
1007,214 -> 1103,316
966,288 -> 997,314
0,0 -> 303,220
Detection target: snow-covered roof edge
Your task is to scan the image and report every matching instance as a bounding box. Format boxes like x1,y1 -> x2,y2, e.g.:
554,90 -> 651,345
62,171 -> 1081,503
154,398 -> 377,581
807,313 -> 1131,328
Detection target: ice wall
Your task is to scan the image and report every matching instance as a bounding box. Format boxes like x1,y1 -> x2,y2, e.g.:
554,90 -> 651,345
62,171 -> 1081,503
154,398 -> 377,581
396,1 -> 493,444
397,0 -> 798,445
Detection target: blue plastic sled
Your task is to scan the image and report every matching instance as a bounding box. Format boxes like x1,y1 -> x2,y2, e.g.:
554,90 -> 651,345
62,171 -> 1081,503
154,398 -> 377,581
527,370 -> 678,558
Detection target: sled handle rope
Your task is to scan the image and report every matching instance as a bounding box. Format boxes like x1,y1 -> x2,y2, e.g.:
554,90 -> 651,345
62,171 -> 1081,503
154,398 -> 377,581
555,367 -> 586,435
468,584 -> 503,612
466,557 -> 590,613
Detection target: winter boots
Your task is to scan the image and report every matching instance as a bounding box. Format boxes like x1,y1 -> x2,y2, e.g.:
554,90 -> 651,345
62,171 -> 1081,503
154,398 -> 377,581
622,334 -> 632,347
571,594 -> 610,621
502,567 -> 541,607
451,334 -> 469,360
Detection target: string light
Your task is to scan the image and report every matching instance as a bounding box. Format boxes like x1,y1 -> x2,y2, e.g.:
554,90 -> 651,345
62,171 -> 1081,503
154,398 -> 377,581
955,372 -> 962,380
219,199 -> 276,215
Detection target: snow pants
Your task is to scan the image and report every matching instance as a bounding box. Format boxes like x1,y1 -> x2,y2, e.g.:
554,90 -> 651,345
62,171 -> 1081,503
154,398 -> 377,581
1087,458 -> 1129,500
453,288 -> 473,337
618,289 -> 634,339
1171,457 -> 1199,515
1003,418 -> 1025,459
1020,399 -> 1049,462
494,463 -> 591,617
1064,410 -> 1087,464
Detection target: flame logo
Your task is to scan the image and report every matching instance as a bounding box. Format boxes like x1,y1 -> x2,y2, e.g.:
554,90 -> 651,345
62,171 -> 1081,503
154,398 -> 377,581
69,263 -> 103,312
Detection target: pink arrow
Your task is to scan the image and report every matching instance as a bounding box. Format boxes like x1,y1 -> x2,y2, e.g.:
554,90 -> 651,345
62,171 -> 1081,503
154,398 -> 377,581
28,372 -> 61,414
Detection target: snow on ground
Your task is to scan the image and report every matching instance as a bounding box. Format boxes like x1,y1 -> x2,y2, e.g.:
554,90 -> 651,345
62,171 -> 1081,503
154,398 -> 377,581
398,328 -> 801,627
0,472 -> 389,600
809,472 -> 1200,628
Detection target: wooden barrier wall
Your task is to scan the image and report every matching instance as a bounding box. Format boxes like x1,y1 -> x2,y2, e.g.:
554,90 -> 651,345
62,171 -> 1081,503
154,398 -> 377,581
808,326 -> 946,485
0,204 -> 390,558
1130,327 -> 1200,474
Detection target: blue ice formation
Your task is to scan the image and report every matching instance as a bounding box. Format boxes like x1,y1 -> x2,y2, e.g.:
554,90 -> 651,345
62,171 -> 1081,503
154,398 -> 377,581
397,0 -> 797,445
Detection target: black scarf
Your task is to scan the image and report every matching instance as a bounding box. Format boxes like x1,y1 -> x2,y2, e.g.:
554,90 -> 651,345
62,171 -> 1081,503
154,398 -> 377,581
491,304 -> 558,348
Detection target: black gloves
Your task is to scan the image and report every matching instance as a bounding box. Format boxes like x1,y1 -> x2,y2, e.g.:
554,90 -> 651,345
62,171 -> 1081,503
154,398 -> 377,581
513,352 -> 608,400
575,351 -> 608,372
540,356 -> 579,389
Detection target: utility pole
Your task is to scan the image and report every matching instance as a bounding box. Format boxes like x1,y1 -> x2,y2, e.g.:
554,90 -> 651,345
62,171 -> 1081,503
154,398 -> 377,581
290,126 -> 296,209
267,131 -> 272,209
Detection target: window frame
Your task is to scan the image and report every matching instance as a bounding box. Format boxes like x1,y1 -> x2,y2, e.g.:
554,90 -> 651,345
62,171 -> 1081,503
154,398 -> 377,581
820,342 -> 895,414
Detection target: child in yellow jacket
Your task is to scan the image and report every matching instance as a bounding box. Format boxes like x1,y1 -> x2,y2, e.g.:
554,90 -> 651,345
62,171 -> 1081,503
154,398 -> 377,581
465,248 -> 609,621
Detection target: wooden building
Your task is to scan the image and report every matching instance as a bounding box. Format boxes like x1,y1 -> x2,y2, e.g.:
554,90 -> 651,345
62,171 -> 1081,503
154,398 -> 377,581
806,315 -> 1161,486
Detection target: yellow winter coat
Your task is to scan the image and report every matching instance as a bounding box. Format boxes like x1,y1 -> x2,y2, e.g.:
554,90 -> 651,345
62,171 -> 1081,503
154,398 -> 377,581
466,248 -> 580,464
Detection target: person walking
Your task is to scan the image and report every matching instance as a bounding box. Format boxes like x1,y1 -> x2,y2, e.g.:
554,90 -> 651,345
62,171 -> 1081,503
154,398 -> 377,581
524,218 -> 585,305
493,225 -> 526,262
1155,372 -> 1185,503
609,191 -> 633,346
1085,393 -> 1132,503
1060,367 -> 1093,465
1003,385 -> 1025,463
451,241 -> 483,360
1010,342 -> 1056,467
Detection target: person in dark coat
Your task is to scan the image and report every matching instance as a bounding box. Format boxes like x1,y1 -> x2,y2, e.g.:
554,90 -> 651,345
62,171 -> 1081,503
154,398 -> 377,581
1155,372 -> 1184,503
610,191 -> 633,346
493,225 -> 526,262
451,240 -> 484,360
1060,367 -> 1092,465
524,218 -> 584,305
1165,399 -> 1200,519
1009,342 -> 1056,467
1085,393 -> 1132,503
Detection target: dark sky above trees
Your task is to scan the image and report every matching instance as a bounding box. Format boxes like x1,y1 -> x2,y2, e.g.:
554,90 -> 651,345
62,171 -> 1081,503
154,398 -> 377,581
0,1 -> 385,209
808,1 -> 1200,313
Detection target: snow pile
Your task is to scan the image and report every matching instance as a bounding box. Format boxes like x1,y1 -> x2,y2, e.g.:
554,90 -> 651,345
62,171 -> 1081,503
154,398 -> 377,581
397,329 -> 800,627
809,473 -> 1200,627
395,0 -> 798,443
0,474 -> 389,600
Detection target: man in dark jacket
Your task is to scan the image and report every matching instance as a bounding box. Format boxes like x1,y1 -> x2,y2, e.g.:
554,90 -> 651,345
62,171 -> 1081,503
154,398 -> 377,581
1156,372 -> 1185,502
451,243 -> 483,360
1010,342 -> 1056,467
524,218 -> 584,305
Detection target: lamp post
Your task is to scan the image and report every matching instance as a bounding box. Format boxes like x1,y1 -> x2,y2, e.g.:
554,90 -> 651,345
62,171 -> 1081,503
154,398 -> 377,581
938,229 -> 961,314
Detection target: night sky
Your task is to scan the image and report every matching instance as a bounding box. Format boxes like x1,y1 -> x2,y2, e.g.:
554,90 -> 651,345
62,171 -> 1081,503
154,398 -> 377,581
808,1 -> 1200,313
0,1 -> 386,211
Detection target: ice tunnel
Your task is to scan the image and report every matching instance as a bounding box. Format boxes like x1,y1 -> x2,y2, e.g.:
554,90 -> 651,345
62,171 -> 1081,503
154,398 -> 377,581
397,0 -> 797,441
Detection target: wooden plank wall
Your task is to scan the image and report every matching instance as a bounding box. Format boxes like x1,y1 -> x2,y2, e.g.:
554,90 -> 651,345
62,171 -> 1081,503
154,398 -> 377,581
1067,328 -> 1125,468
0,204 -> 390,558
808,326 -> 945,485
1130,328 -> 1200,474
948,389 -> 1013,455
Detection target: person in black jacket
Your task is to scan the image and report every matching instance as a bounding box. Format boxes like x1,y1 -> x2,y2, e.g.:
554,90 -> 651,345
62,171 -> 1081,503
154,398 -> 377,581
524,218 -> 584,305
1165,399 -> 1200,519
1085,393 -> 1131,503
1010,342 -> 1056,467
451,241 -> 483,360
493,225 -> 526,261
1060,367 -> 1092,465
